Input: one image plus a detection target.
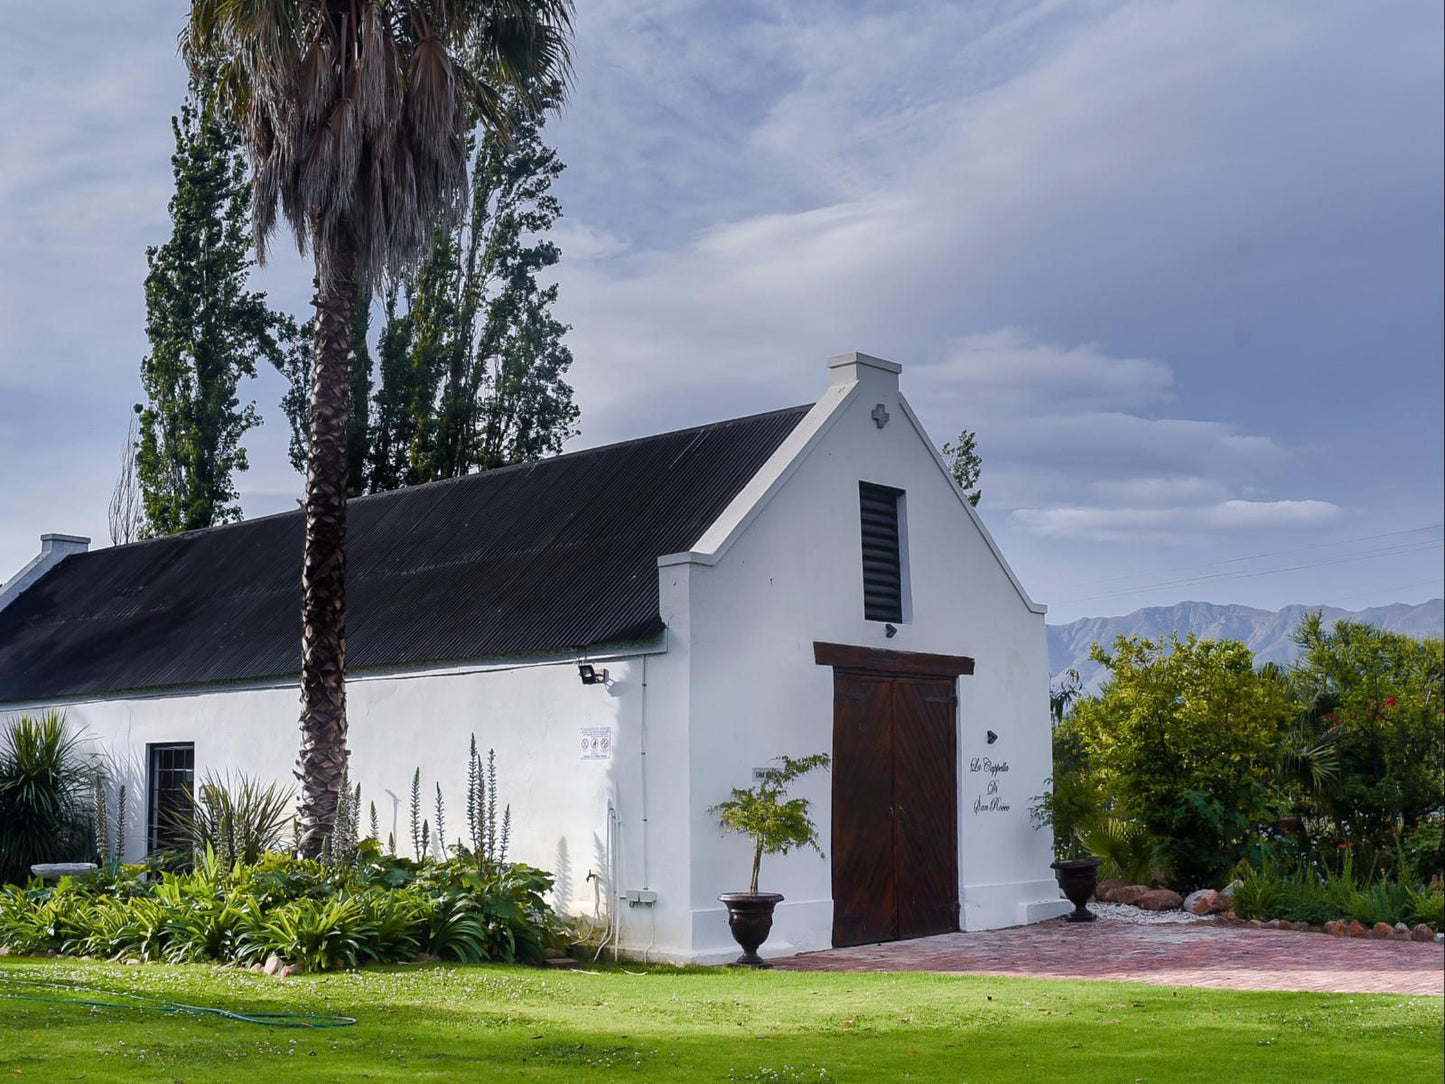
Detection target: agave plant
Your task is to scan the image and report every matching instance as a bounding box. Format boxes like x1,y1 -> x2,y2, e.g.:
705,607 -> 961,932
0,711 -> 98,884
181,772 -> 295,866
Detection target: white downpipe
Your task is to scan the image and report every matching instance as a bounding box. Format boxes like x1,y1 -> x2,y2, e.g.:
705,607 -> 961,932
640,655 -> 649,891
593,802 -> 620,962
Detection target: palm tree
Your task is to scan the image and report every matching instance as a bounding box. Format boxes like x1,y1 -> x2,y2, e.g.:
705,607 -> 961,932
182,1 -> 573,857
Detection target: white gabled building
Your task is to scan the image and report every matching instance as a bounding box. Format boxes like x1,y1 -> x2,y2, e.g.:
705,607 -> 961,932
0,353 -> 1068,962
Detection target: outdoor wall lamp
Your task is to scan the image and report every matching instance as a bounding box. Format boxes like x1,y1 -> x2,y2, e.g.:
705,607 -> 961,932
578,663 -> 609,686
885,623 -> 898,638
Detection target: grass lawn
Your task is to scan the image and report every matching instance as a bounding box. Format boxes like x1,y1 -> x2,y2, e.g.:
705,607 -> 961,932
1,957 -> 1439,1082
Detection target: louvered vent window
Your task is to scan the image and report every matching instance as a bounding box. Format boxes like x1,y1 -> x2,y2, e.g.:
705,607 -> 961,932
859,482 -> 905,622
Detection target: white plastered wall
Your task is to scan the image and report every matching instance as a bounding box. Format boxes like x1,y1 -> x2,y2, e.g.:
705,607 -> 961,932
0,649 -> 692,956
668,355 -> 1066,962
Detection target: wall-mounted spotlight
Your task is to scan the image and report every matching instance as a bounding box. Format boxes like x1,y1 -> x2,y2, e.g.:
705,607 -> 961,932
986,730 -> 999,745
884,623 -> 898,639
578,663 -> 609,686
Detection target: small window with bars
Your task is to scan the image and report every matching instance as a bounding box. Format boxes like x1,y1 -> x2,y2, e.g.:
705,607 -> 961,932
147,743 -> 195,854
859,481 -> 906,622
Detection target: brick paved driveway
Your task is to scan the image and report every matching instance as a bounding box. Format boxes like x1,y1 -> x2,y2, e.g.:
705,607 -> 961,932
777,919 -> 1445,996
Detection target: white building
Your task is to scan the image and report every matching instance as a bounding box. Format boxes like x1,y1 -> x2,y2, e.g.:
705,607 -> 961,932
0,353 -> 1068,962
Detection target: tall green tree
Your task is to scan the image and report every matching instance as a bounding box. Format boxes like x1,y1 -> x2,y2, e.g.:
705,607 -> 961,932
278,89 -> 578,494
941,429 -> 982,506
136,70 -> 297,536
183,0 -> 574,857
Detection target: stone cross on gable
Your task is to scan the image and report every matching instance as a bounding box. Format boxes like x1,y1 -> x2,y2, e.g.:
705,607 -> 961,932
871,402 -> 890,429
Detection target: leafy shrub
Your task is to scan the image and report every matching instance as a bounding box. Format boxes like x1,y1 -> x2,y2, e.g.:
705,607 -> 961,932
240,895 -> 370,971
0,711 -> 98,884
1289,616 -> 1444,841
0,847 -> 565,969
1406,883 -> 1444,929
1063,635 -> 1291,889
1402,817 -> 1444,885
1076,818 -> 1160,885
1233,856 -> 1436,928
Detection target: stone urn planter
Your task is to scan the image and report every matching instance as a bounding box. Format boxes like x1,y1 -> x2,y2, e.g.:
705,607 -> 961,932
1051,858 -> 1103,922
717,892 -> 785,968
710,754 -> 830,969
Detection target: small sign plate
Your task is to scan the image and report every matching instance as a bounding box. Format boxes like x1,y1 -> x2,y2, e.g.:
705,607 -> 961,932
580,727 -> 612,760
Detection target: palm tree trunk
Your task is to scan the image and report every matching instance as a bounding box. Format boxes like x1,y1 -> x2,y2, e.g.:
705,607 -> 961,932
296,255 -> 358,859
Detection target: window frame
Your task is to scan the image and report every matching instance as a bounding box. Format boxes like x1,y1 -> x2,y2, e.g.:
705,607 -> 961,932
146,742 -> 195,854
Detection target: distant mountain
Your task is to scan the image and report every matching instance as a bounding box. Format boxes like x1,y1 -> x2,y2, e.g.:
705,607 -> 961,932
1048,599 -> 1445,691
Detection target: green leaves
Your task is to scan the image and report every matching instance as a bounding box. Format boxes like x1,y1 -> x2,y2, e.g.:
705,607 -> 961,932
0,848 -> 563,970
710,754 -> 830,894
0,712 -> 97,886
136,66 -> 303,537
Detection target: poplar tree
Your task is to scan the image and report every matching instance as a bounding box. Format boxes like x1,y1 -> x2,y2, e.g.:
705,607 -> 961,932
135,70 -> 296,536
277,88 -> 578,494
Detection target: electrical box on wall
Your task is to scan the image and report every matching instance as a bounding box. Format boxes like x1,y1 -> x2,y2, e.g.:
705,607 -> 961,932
624,889 -> 657,905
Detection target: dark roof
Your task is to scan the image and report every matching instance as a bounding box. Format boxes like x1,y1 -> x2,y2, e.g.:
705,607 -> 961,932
0,405 -> 810,702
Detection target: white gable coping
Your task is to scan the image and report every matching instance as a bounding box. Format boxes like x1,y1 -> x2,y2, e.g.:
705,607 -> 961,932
894,393 -> 1045,614
0,534 -> 90,615
658,353 -> 1045,616
657,376 -> 858,570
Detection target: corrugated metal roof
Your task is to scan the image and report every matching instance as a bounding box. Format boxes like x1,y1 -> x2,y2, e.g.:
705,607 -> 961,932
0,404 -> 811,702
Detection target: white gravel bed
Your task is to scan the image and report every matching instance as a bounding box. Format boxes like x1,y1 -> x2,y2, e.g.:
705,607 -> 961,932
1081,901 -> 1219,925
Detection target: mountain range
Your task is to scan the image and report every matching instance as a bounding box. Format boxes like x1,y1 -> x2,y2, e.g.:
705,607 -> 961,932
1048,599 -> 1445,691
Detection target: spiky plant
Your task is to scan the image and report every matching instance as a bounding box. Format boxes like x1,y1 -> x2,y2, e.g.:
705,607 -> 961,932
410,768 -> 423,860
485,749 -> 498,862
433,783 -> 446,859
93,774 -> 111,865
115,783 -> 126,859
182,772 -> 295,866
466,734 -> 481,853
369,801 -> 379,842
182,0 -> 574,858
0,711 -> 97,884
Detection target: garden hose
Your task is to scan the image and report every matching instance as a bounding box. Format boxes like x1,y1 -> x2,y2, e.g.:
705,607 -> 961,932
0,972 -> 356,1028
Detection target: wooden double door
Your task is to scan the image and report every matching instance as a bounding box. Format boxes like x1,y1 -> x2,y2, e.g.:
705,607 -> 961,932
831,670 -> 959,947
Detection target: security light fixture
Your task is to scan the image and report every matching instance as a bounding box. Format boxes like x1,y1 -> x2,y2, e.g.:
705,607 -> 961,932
885,623 -> 898,638
986,730 -> 999,745
578,663 -> 609,686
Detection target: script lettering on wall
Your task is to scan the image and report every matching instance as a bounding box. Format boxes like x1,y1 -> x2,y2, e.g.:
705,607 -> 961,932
967,756 -> 1012,814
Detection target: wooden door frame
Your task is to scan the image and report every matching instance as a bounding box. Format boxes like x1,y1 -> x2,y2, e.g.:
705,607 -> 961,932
817,642 -> 973,947
813,641 -> 974,677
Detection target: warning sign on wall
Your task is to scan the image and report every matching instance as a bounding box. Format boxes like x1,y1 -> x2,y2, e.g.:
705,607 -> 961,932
580,727 -> 612,760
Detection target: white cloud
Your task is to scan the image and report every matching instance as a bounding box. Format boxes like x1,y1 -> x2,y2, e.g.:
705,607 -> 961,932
920,328 -> 1175,411
1013,499 -> 1343,543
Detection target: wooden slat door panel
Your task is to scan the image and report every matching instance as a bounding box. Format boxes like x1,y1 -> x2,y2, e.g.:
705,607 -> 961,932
831,673 -> 897,947
892,680 -> 959,940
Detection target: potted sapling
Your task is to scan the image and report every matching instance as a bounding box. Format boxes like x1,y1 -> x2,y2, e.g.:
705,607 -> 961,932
710,753 -> 829,967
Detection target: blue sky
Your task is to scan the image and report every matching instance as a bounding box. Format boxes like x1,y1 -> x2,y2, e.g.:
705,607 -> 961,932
0,1 -> 1441,623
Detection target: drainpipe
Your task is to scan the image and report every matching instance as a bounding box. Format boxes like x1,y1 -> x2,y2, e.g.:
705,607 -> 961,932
640,655 -> 649,893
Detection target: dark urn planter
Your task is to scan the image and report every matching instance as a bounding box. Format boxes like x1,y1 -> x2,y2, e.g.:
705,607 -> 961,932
1051,858 -> 1102,923
718,892 -> 784,967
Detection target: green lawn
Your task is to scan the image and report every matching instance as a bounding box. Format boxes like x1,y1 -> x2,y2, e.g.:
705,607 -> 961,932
1,958 -> 1439,1082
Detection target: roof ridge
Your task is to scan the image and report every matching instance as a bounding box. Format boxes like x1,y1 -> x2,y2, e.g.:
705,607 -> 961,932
83,402 -> 815,556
